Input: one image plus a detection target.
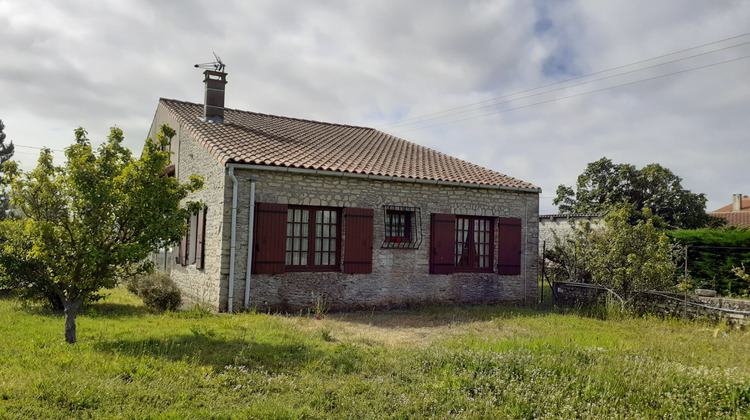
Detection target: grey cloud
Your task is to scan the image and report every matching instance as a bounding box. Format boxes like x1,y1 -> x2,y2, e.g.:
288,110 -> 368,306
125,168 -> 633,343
1,0 -> 748,213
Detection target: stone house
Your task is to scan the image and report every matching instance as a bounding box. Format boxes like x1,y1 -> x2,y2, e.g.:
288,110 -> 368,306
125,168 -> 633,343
147,70 -> 541,312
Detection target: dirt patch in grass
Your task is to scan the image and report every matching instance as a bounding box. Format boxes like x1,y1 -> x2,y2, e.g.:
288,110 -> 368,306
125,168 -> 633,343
289,309 -> 530,347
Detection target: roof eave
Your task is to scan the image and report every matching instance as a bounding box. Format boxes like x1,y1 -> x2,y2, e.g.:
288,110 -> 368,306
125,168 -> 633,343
225,162 -> 542,194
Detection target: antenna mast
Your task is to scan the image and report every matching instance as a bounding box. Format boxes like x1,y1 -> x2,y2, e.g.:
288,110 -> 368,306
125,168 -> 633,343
194,52 -> 225,72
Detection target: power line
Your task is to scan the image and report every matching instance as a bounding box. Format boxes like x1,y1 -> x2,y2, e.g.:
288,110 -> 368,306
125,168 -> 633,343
384,40 -> 750,131
377,31 -> 750,131
378,31 -> 750,129
14,145 -> 65,152
389,53 -> 750,135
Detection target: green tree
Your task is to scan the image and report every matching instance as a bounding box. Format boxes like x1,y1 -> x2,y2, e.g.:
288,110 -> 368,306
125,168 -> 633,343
554,157 -> 716,229
0,125 -> 202,343
549,205 -> 681,306
0,119 -> 16,219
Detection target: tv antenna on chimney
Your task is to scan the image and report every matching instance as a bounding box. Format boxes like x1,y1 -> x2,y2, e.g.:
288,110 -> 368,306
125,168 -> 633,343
194,52 -> 225,72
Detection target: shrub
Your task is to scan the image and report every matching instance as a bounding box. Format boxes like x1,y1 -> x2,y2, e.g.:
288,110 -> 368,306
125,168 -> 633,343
730,265 -> 750,298
669,227 -> 750,296
126,272 -> 181,311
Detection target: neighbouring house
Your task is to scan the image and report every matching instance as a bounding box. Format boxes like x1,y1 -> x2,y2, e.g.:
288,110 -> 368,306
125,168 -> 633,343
538,213 -> 600,253
147,70 -> 541,312
710,194 -> 750,227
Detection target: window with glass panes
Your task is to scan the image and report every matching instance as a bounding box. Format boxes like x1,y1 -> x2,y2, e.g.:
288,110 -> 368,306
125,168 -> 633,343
454,216 -> 493,271
385,210 -> 411,243
285,206 -> 340,270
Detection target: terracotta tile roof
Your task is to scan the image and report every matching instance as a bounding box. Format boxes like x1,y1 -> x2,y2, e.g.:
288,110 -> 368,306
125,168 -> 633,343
710,212 -> 750,227
159,99 -> 539,191
710,196 -> 750,227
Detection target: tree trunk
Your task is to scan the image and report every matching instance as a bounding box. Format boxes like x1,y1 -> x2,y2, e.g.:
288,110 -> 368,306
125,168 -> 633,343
63,299 -> 82,344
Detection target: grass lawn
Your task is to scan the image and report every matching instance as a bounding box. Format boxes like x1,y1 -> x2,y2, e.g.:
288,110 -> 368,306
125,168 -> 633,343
0,288 -> 748,419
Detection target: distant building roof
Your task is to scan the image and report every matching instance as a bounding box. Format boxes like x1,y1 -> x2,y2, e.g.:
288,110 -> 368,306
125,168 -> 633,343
710,195 -> 750,227
711,212 -> 750,227
158,98 -> 540,191
712,196 -> 750,213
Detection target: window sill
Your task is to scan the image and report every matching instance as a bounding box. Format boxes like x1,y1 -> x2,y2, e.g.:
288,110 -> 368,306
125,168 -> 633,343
453,268 -> 494,274
381,242 -> 417,248
381,239 -> 421,250
285,266 -> 341,273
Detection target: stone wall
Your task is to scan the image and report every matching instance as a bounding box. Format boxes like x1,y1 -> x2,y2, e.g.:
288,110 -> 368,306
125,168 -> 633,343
553,281 -> 609,306
227,168 -> 540,312
150,105 -> 229,311
539,214 -> 599,252
647,293 -> 750,326
553,281 -> 750,326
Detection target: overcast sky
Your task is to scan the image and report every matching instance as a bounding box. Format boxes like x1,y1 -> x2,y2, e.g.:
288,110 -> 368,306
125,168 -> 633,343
2,1 -> 749,214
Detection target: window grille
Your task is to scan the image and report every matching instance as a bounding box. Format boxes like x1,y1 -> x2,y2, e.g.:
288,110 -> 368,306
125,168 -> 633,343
381,205 -> 422,249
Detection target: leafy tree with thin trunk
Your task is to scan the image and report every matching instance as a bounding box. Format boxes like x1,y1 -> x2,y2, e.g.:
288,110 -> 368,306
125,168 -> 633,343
1,125 -> 202,343
548,205 -> 681,307
0,119 -> 16,219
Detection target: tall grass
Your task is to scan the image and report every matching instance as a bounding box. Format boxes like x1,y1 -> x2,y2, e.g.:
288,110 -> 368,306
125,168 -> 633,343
0,288 -> 748,419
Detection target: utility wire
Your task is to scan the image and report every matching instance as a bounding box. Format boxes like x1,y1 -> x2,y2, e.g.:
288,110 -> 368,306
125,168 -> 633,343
378,31 -> 750,128
14,145 -> 65,152
377,31 -> 750,130
390,53 -> 750,134
384,40 -> 750,130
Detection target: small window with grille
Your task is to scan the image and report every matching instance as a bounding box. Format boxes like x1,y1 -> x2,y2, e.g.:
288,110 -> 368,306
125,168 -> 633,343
385,210 -> 411,243
382,205 -> 422,249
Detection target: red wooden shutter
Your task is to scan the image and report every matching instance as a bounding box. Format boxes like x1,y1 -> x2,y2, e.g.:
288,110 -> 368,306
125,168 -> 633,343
497,218 -> 522,275
430,214 -> 456,274
178,233 -> 187,266
252,203 -> 288,274
344,208 -> 374,274
188,212 -> 198,265
195,207 -> 206,269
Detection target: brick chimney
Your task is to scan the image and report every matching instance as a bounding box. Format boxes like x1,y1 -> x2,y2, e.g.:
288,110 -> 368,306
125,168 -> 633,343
733,194 -> 743,212
203,70 -> 227,123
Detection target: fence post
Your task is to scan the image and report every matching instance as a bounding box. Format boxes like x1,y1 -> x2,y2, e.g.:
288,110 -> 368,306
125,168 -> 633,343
684,245 -> 689,319
540,241 -> 546,303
